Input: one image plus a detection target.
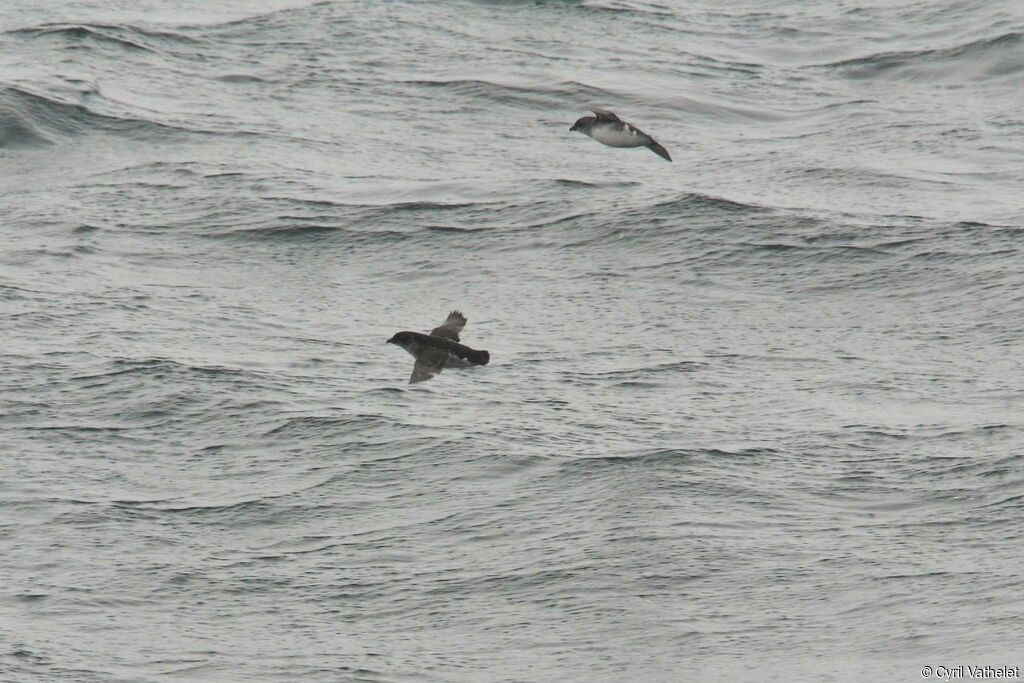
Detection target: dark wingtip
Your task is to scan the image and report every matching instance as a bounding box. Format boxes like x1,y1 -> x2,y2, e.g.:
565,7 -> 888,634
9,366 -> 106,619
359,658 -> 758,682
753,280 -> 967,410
647,141 -> 672,162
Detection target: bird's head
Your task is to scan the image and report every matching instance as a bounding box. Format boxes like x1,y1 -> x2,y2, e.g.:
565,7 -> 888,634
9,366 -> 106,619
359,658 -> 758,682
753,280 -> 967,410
387,331 -> 414,349
569,116 -> 593,133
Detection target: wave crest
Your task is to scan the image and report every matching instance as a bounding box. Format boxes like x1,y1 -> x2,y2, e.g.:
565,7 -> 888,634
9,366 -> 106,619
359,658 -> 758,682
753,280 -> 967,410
821,32 -> 1024,82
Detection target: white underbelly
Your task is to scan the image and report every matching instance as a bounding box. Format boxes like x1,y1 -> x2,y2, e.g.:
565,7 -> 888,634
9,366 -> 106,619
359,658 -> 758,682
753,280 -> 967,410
591,124 -> 648,148
445,353 -> 472,368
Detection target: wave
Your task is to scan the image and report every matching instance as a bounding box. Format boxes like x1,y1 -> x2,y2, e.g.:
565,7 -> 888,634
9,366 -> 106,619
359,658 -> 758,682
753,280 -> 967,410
820,32 -> 1024,82
563,360 -> 704,382
215,187 -> 777,249
399,75 -> 776,124
399,77 -> 625,109
561,446 -> 782,471
263,414 -> 389,438
212,196 -> 512,242
650,191 -> 769,215
7,22 -> 200,52
551,178 -> 643,189
74,357 -> 268,385
0,85 -> 189,148
0,101 -> 51,148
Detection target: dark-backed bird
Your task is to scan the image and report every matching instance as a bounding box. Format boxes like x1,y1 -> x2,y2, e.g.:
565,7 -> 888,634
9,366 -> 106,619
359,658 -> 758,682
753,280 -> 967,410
387,311 -> 490,383
569,108 -> 671,162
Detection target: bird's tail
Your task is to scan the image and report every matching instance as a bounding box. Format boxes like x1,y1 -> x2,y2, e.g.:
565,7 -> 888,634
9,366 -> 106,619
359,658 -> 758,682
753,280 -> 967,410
466,349 -> 490,366
647,141 -> 672,162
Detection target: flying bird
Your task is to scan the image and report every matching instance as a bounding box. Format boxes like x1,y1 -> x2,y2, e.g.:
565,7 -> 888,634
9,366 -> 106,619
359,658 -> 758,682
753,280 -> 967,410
569,108 -> 672,162
387,311 -> 490,383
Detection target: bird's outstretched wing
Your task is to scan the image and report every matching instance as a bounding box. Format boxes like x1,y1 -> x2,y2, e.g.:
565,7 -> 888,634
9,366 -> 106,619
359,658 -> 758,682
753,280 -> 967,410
590,108 -> 622,123
647,140 -> 672,162
410,347 -> 447,383
430,310 -> 467,342
410,359 -> 440,383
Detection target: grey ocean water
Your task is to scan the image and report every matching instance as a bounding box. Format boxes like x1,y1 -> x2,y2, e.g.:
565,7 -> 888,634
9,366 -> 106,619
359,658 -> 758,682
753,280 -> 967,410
2,0 -> 1023,680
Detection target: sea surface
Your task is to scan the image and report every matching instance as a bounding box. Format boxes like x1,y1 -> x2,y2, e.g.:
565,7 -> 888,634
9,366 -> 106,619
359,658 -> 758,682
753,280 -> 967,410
2,1 -> 1023,681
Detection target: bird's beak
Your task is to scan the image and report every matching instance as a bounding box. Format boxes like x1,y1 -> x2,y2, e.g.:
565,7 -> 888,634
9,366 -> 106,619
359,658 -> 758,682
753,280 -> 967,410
386,339 -> 393,344
569,125 -> 575,131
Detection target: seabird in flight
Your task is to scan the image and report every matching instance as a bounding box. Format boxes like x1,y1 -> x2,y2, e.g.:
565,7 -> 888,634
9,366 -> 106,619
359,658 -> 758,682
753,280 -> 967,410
570,108 -> 672,162
387,311 -> 490,383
